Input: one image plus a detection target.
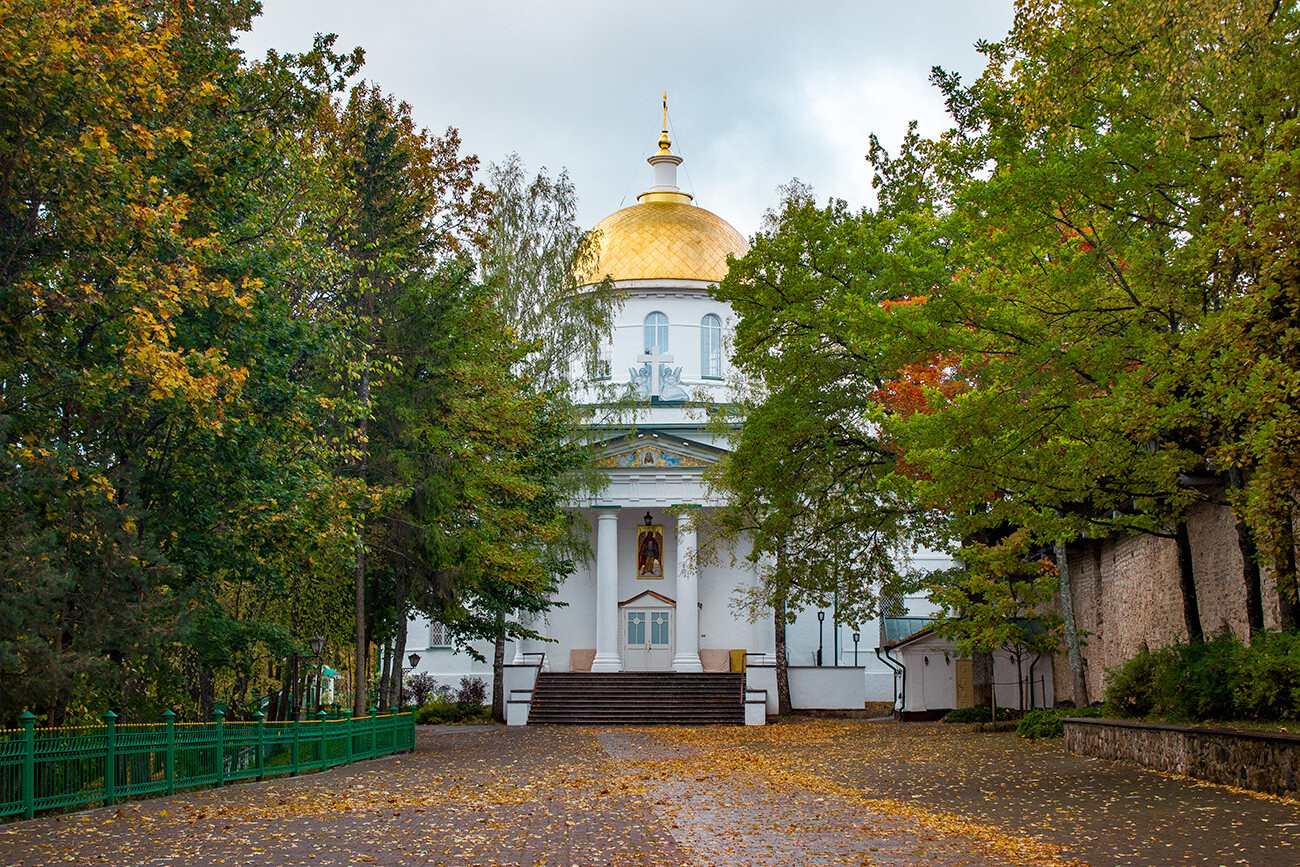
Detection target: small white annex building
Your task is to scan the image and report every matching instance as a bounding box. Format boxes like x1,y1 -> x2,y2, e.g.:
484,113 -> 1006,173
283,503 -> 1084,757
405,123 -> 948,716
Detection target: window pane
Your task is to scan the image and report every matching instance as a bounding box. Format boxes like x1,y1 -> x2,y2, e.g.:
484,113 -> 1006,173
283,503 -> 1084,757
644,312 -> 668,354
700,314 -> 721,377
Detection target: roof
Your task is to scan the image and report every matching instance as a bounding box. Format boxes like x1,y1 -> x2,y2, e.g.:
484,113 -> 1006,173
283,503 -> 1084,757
581,200 -> 748,285
881,616 -> 936,649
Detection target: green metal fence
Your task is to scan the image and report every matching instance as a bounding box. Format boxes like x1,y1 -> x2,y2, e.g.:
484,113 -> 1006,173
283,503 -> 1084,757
1,707 -> 414,819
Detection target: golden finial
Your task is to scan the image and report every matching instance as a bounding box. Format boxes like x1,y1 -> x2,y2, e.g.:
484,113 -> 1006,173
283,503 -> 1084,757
658,92 -> 672,152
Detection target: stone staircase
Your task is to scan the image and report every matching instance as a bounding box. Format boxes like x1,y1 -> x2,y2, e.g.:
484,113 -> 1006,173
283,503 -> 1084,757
526,671 -> 744,725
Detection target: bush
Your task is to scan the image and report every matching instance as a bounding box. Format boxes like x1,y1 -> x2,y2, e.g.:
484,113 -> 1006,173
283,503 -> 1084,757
1015,706 -> 1100,739
942,706 -> 1022,723
410,676 -> 492,725
1238,629 -> 1300,720
1104,630 -> 1300,723
406,673 -> 439,707
413,695 -> 492,725
456,676 -> 487,705
1103,645 -> 1174,718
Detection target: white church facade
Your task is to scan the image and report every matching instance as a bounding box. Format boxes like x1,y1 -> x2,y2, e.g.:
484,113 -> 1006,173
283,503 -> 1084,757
404,124 -> 948,717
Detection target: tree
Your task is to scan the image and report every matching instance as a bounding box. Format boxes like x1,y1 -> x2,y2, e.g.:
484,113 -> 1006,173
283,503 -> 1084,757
881,0 -> 1300,641
477,155 -> 617,393
927,528 -> 1063,713
317,82 -> 488,714
708,181 -> 953,714
0,0 -> 369,724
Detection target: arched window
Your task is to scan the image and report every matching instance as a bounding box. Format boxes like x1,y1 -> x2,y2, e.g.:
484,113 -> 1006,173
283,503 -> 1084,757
700,314 -> 722,378
644,312 -> 669,355
593,341 -> 612,380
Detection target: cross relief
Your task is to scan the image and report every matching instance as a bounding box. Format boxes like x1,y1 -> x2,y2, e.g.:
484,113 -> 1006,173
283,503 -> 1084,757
631,347 -> 689,401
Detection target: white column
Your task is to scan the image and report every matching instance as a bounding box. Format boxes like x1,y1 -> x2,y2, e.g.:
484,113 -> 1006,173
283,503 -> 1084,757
672,511 -> 702,672
592,509 -> 623,672
511,611 -> 528,665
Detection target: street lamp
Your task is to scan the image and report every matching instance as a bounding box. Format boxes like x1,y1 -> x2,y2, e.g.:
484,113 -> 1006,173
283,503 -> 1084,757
852,631 -> 861,666
817,610 -> 825,666
290,637 -> 325,721
309,636 -> 324,714
400,653 -> 421,709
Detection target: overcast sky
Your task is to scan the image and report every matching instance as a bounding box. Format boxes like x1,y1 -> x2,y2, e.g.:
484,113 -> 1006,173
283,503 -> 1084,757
239,1 -> 1016,239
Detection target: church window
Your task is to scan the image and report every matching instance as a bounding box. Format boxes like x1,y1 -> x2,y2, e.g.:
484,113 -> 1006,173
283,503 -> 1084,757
594,342 -> 612,380
644,312 -> 669,354
700,314 -> 722,378
428,621 -> 452,649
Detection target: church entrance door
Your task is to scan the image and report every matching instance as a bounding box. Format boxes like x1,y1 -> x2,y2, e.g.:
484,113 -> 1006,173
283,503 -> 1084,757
622,607 -> 674,670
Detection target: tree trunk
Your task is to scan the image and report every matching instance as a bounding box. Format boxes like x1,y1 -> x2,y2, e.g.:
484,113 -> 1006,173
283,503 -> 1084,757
1279,518 -> 1298,631
972,651 -> 993,709
1228,467 -> 1265,633
1175,519 -> 1204,642
377,641 -> 391,713
353,284 -> 372,716
773,587 -> 792,717
393,591 -> 409,709
492,610 -> 507,723
1055,540 -> 1089,705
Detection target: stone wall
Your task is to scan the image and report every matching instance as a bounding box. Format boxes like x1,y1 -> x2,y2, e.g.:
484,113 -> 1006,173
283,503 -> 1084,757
1052,494 -> 1290,705
1064,718 -> 1300,797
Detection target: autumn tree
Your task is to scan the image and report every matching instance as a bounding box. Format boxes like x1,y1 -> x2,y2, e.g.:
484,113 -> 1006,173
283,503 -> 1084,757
709,180 -> 953,714
0,0 -> 368,723
882,0 -> 1300,651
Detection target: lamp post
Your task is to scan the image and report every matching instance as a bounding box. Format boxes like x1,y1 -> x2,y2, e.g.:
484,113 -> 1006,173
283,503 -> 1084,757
290,636 -> 325,722
852,631 -> 861,666
309,636 -> 324,714
817,610 -> 825,666
401,653 -> 420,709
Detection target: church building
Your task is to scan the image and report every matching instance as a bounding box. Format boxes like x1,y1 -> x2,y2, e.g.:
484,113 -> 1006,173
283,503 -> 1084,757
405,119 -> 946,718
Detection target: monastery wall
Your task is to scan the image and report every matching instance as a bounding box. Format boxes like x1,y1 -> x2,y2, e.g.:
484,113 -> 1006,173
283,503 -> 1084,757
1052,496 -> 1289,706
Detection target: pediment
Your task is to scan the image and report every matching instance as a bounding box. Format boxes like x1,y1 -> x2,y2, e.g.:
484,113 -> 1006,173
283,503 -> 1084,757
593,432 -> 724,470
620,590 -> 676,608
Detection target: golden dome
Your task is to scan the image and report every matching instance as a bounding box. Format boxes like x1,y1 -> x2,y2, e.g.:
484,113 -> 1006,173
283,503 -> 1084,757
583,199 -> 749,285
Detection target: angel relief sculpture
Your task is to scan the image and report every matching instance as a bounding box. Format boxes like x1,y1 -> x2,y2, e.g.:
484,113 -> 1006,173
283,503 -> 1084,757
629,364 -> 650,400
659,365 -> 689,401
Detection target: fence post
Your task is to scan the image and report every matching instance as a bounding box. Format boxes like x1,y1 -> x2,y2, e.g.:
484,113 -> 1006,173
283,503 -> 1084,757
212,708 -> 225,788
317,710 -> 328,769
102,710 -> 117,808
253,711 -> 265,781
19,711 -> 36,819
368,706 -> 377,759
344,709 -> 353,766
290,712 -> 300,777
162,709 -> 176,796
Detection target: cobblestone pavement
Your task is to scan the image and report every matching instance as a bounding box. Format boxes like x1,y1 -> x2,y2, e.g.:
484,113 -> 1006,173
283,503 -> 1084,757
0,721 -> 1296,866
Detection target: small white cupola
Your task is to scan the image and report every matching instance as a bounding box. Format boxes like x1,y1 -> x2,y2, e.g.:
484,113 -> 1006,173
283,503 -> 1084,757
640,93 -> 693,205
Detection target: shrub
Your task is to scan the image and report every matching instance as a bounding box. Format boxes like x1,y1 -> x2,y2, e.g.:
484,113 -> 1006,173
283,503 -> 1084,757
456,676 -> 487,705
1104,630 -> 1300,722
942,706 -> 1022,723
412,695 -> 492,725
1238,630 -> 1300,720
1103,645 -> 1174,718
409,676 -> 491,725
1015,706 -> 1100,739
406,673 -> 439,707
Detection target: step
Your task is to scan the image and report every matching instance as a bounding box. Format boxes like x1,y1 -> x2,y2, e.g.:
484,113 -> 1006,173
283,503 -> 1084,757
527,672 -> 744,726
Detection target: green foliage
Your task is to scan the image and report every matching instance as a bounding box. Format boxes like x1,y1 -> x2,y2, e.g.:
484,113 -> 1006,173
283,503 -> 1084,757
1102,647 -> 1174,719
942,706 -> 1022,724
1103,632 -> 1300,722
1014,706 -> 1100,739
709,181 -> 951,630
411,677 -> 491,725
926,528 -> 1063,666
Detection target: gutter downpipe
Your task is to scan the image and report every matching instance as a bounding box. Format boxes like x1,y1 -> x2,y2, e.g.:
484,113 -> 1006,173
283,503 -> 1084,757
1027,652 -> 1042,710
876,646 -> 906,717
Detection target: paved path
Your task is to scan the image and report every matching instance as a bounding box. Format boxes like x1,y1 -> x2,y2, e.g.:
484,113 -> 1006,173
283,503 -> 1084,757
0,721 -> 1296,866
